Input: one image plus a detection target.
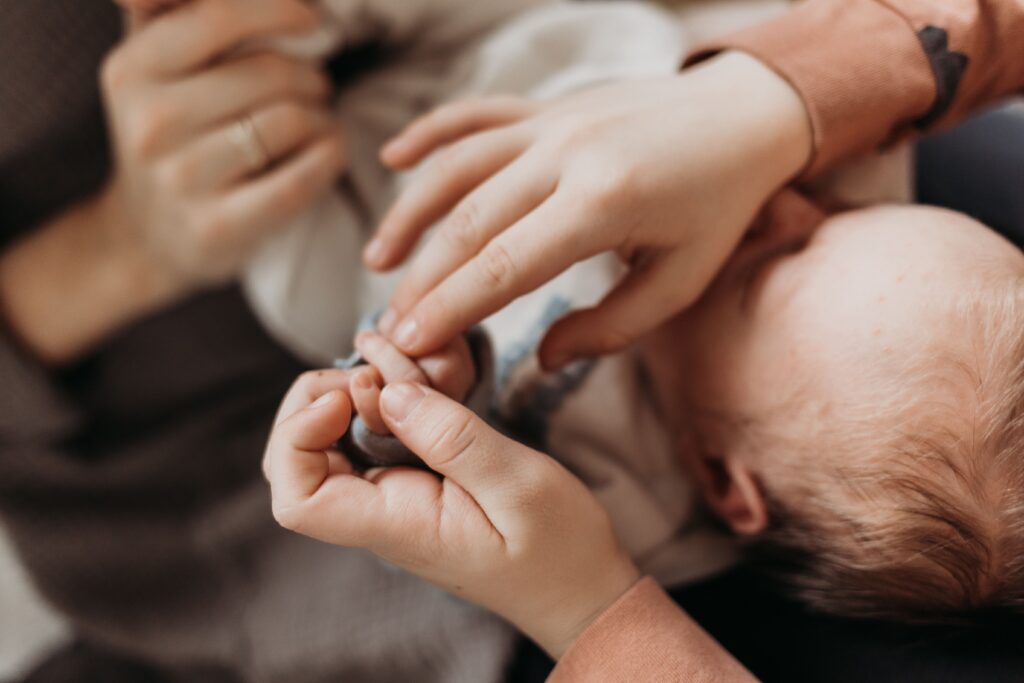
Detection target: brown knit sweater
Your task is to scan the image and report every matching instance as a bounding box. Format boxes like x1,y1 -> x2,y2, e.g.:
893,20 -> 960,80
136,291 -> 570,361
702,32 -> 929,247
0,3 -> 514,682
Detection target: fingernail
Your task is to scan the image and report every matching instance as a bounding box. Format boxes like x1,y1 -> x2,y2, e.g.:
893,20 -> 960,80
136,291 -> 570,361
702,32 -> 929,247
378,308 -> 398,335
364,239 -> 387,266
354,372 -> 373,389
393,318 -> 419,350
381,383 -> 425,423
310,392 -> 337,409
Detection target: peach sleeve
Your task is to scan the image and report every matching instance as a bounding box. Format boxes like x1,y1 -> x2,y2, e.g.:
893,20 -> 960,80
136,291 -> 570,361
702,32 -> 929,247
687,0 -> 1024,176
548,577 -> 758,683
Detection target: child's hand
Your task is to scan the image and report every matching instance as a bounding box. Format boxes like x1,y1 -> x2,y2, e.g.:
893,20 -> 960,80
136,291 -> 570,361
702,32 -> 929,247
264,376 -> 640,659
347,330 -> 476,434
365,52 -> 812,368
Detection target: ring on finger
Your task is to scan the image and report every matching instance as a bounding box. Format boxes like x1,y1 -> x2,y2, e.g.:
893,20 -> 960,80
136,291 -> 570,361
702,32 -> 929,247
229,114 -> 270,173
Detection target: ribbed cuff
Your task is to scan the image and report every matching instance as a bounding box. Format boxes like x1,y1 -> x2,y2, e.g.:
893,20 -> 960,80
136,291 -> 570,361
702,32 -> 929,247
686,0 -> 936,177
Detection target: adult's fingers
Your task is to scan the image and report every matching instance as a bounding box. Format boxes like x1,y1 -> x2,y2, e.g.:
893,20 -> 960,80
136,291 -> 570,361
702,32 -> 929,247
216,132 -> 345,245
109,0 -> 317,81
381,96 -> 538,170
388,194 -> 607,356
150,53 -> 330,152
381,152 -> 555,325
365,128 -> 530,271
169,101 -> 339,192
539,248 -> 713,369
379,383 -> 558,531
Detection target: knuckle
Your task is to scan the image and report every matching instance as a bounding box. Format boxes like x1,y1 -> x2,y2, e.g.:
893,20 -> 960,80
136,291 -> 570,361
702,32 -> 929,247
275,102 -> 311,139
443,200 -> 482,251
430,413 -> 478,469
589,163 -> 643,211
157,158 -> 194,194
192,208 -> 231,252
508,461 -> 560,509
478,242 -> 517,291
100,49 -> 133,95
128,102 -> 179,158
272,502 -> 306,533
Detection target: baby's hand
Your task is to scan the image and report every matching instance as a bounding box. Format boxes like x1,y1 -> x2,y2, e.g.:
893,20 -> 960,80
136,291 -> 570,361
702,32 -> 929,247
347,330 -> 476,435
264,379 -> 640,658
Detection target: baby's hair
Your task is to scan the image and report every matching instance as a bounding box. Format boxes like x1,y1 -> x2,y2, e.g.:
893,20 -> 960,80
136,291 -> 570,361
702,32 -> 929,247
750,280 -> 1024,623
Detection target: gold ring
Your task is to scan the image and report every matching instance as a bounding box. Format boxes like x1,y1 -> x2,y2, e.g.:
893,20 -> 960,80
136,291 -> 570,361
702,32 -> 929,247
229,114 -> 270,172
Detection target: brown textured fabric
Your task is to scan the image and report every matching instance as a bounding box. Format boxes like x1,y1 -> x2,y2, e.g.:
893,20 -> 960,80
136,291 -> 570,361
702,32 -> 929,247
688,0 -> 1024,176
0,3 -> 516,682
550,577 -> 757,683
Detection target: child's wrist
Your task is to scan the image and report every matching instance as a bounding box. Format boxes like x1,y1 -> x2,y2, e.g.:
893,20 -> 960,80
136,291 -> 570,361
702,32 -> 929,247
533,555 -> 642,660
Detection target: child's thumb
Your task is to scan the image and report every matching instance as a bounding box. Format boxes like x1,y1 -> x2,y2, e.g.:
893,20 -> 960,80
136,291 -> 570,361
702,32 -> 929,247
380,383 -> 550,522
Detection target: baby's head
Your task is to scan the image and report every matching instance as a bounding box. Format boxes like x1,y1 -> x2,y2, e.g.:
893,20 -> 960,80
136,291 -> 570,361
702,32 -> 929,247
646,202 -> 1024,622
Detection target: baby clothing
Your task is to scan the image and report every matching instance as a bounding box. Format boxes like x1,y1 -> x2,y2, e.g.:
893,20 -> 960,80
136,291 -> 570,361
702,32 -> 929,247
482,254 -> 740,585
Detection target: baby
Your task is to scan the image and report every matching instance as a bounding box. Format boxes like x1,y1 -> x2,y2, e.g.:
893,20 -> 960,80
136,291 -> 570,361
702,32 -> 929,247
270,191 -> 1024,624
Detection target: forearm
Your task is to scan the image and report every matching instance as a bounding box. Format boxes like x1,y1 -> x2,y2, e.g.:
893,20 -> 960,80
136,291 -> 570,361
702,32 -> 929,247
0,190 -> 180,365
550,577 -> 758,683
689,0 -> 1024,176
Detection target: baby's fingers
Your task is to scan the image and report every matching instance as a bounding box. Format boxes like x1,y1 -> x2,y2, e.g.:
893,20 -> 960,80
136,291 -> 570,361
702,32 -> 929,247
417,335 -> 475,402
351,367 -> 386,434
265,389 -> 353,507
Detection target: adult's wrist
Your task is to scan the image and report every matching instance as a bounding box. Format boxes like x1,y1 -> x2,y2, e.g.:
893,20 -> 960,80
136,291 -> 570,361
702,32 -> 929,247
686,50 -> 814,192
0,189 -> 184,364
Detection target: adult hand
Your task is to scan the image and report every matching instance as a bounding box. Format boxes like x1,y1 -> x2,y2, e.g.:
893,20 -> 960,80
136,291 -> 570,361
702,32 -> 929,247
99,0 -> 346,299
365,51 -> 812,368
264,373 -> 640,658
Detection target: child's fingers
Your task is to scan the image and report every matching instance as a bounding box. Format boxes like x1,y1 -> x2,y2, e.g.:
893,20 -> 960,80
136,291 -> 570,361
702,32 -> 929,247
351,367 -> 387,434
354,331 -> 428,385
380,96 -> 537,170
274,368 -> 353,425
380,383 -> 563,534
265,389 -> 353,507
416,335 -> 475,402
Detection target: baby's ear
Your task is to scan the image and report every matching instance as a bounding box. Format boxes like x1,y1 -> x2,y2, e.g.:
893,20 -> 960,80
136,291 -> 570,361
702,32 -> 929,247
685,448 -> 768,536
